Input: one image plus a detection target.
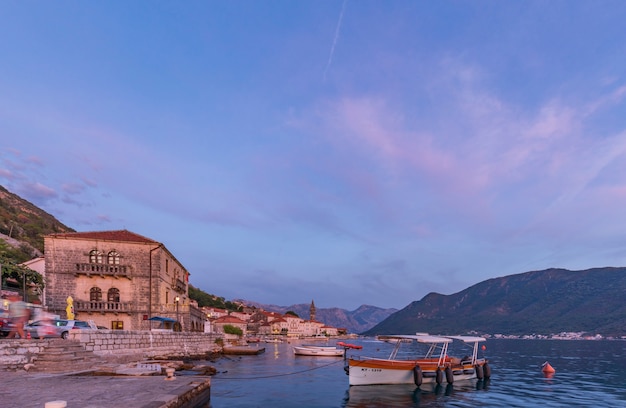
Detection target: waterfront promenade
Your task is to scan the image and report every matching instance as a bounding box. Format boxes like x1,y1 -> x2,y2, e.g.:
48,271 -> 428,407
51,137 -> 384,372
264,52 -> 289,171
0,370 -> 211,408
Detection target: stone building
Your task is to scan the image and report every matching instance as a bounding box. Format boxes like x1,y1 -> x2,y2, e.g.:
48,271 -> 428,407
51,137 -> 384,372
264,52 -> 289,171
43,229 -> 205,331
213,315 -> 248,336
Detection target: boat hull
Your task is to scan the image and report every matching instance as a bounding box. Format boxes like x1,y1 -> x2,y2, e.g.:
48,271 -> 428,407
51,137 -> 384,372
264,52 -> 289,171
348,358 -> 480,386
223,346 -> 266,355
293,346 -> 344,357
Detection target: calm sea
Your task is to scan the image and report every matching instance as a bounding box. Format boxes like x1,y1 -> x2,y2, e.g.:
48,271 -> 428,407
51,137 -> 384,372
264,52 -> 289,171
205,338 -> 626,407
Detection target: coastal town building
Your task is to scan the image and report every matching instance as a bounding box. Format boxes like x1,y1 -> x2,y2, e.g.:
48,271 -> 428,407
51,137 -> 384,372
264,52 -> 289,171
201,306 -> 229,320
200,302 -> 341,338
213,315 -> 248,335
42,230 -> 205,331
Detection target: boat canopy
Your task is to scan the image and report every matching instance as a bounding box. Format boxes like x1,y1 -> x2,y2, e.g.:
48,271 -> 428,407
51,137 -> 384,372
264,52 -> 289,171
443,335 -> 486,343
378,334 -> 454,344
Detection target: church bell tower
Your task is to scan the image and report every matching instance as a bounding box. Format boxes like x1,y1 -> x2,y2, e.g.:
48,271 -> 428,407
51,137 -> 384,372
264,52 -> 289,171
310,299 -> 316,321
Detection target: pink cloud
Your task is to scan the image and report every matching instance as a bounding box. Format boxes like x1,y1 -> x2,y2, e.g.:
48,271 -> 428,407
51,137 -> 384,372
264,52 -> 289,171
25,155 -> 44,166
18,182 -> 58,202
0,168 -> 15,180
62,182 -> 86,195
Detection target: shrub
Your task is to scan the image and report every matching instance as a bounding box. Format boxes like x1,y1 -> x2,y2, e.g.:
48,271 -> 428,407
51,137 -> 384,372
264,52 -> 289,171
223,324 -> 243,336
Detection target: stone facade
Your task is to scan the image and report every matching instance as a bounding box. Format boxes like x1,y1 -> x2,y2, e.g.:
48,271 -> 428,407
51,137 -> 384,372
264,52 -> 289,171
43,230 -> 204,331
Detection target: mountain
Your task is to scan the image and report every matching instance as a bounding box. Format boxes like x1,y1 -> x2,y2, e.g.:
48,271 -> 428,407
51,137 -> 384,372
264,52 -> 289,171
364,267 -> 626,337
0,185 -> 74,263
240,300 -> 398,334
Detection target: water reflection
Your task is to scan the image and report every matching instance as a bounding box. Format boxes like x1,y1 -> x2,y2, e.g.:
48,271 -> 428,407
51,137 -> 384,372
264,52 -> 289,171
342,384 -> 422,407
342,379 -> 492,407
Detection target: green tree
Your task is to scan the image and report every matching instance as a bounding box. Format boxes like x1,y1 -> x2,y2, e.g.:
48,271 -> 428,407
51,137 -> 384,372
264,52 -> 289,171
0,256 -> 44,303
188,284 -> 242,312
223,324 -> 243,336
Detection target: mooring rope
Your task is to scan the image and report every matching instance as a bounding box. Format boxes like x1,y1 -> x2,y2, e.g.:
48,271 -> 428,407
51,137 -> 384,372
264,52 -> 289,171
212,359 -> 345,380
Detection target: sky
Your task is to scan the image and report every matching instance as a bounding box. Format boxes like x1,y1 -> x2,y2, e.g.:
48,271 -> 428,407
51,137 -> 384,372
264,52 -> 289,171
2,1 -> 626,311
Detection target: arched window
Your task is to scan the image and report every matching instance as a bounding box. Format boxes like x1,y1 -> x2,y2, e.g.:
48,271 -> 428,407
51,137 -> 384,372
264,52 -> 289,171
90,287 -> 102,302
89,249 -> 103,264
107,250 -> 120,265
108,288 -> 120,303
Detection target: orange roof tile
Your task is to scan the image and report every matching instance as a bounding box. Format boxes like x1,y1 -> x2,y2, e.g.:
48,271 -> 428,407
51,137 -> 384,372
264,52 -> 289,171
214,315 -> 246,323
47,229 -> 158,244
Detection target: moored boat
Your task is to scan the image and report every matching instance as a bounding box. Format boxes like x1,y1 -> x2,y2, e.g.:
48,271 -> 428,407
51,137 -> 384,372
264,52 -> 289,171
223,345 -> 266,355
294,345 -> 345,357
346,334 -> 490,386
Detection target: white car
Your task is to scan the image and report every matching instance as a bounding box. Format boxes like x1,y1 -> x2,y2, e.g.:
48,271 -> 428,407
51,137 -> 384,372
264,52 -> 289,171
25,319 -> 91,339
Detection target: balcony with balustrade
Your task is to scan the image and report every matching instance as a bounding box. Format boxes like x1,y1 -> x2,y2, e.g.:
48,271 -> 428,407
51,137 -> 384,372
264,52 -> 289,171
172,278 -> 186,293
74,300 -> 134,315
74,263 -> 131,279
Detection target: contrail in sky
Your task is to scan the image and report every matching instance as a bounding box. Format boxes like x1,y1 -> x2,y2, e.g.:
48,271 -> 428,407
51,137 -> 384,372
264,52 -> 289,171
323,0 -> 348,82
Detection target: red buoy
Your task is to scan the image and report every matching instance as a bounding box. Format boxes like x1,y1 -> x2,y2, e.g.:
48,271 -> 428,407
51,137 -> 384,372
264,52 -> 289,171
542,361 -> 555,374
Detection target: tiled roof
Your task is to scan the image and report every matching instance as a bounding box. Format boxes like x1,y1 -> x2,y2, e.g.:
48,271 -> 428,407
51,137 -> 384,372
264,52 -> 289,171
214,315 -> 246,323
47,229 -> 158,244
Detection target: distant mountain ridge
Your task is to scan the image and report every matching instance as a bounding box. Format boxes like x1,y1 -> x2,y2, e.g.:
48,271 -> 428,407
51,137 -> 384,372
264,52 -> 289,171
364,267 -> 626,337
239,300 -> 398,334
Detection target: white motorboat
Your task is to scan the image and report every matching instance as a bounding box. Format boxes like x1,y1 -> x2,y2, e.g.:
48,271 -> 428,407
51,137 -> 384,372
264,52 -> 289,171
293,345 -> 345,357
346,334 -> 490,386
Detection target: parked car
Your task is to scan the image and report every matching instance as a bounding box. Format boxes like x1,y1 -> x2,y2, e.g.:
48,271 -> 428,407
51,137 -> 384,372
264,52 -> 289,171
25,319 -> 91,339
0,298 -> 13,337
0,313 -> 11,337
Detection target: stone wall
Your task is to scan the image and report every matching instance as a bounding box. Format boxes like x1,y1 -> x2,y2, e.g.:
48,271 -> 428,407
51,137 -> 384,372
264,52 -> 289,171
0,339 -> 53,370
72,330 -> 223,359
0,331 -> 223,371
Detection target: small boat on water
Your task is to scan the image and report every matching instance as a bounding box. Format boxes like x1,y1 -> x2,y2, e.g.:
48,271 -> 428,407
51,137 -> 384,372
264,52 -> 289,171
294,345 -> 345,357
346,334 -> 490,386
294,341 -> 363,357
223,345 -> 266,355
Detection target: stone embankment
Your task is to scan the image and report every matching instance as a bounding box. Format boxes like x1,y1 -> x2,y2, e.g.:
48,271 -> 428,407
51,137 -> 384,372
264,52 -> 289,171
0,330 -> 223,371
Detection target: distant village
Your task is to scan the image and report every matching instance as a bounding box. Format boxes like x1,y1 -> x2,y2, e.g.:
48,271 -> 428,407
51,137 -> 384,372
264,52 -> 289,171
489,332 -> 617,341
203,300 -> 347,339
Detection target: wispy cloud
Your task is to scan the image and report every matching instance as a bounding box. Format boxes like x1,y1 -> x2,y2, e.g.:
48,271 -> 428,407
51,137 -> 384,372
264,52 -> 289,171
323,0 -> 348,82
18,182 -> 57,202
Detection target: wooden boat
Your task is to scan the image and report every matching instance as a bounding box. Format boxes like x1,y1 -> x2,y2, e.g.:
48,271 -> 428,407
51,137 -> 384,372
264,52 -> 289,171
346,334 -> 490,386
293,345 -> 345,357
223,345 -> 266,355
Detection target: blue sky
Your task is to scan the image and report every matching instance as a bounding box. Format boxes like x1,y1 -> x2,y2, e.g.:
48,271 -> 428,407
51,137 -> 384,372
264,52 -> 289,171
2,1 -> 626,310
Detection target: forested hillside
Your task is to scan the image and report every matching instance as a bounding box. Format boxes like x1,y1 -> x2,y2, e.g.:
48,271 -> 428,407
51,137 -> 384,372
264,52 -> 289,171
364,267 -> 626,337
0,185 -> 74,263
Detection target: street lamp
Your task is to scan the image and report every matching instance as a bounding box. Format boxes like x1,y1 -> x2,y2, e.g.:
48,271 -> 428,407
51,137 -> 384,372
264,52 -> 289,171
175,296 -> 180,331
